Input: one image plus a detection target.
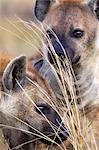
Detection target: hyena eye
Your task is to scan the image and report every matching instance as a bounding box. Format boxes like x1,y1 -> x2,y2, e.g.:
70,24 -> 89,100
36,104 -> 50,115
46,30 -> 54,39
71,29 -> 84,39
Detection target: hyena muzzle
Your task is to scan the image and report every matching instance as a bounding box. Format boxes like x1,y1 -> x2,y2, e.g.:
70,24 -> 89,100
0,56 -> 69,149
33,0 -> 99,108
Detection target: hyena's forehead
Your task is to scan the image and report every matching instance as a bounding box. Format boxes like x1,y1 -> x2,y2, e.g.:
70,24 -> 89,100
44,3 -> 97,31
18,82 -> 50,106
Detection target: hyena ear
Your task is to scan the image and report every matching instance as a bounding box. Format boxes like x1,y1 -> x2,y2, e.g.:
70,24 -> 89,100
34,0 -> 55,21
95,0 -> 99,19
2,56 -> 26,93
88,0 -> 99,19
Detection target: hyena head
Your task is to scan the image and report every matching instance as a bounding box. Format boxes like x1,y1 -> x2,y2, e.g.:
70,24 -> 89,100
0,56 -> 69,148
34,0 -> 98,65
34,0 -> 99,108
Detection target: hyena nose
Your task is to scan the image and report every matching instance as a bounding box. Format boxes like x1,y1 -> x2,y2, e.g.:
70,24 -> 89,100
41,111 -> 70,145
53,42 -> 66,59
48,41 -> 67,64
50,40 -> 80,65
55,123 -> 70,143
41,123 -> 69,145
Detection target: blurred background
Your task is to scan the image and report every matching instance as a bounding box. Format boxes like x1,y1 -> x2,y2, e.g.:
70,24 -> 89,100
0,0 -> 41,56
0,0 -> 41,148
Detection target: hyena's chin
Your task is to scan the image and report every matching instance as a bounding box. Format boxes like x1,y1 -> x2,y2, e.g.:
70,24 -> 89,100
40,125 -> 69,145
40,132 -> 69,145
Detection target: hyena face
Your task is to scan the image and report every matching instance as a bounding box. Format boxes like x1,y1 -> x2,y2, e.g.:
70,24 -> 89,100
0,56 -> 69,149
34,0 -> 99,108
34,0 -> 98,65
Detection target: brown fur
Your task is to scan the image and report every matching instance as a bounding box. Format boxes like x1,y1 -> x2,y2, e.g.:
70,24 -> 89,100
33,0 -> 99,108
0,53 -> 72,150
33,0 -> 99,148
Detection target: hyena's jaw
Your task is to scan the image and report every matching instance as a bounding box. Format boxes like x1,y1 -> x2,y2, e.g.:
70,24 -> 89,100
40,121 -> 69,145
40,130 -> 69,145
28,125 -> 69,145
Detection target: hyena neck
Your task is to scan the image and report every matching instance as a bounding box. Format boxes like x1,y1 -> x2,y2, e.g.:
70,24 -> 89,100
77,54 -> 99,109
33,54 -> 99,109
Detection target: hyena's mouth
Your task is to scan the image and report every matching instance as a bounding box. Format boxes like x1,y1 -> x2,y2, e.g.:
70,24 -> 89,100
28,125 -> 69,145
40,125 -> 70,145
40,132 -> 69,145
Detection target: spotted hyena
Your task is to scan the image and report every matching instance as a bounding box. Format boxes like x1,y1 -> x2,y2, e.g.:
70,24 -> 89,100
32,0 -> 99,109
0,55 -> 70,150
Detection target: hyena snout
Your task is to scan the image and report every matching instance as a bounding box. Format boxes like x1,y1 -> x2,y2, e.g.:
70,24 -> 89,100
48,34 -> 80,65
35,104 -> 69,144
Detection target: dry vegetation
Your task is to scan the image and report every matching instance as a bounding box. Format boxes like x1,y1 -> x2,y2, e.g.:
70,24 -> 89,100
0,0 -> 38,56
0,20 -> 98,150
0,1 -> 99,150
0,18 -> 41,56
